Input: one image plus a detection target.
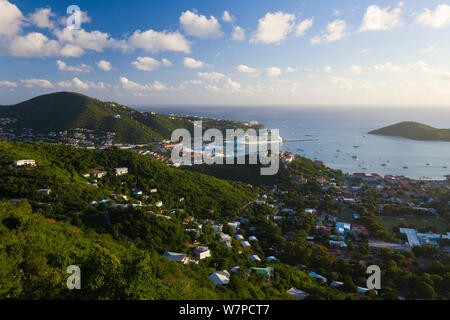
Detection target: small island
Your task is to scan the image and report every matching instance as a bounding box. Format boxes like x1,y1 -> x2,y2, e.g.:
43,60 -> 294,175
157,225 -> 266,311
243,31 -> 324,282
368,121 -> 450,142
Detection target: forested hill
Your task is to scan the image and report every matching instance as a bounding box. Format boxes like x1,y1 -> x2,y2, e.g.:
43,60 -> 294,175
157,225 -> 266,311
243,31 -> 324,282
368,121 -> 450,141
0,141 -> 252,220
0,142 -> 348,300
0,92 -> 257,143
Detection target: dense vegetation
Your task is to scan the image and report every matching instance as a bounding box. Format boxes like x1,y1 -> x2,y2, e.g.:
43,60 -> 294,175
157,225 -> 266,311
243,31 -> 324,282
369,121 -> 450,141
185,155 -> 342,188
0,142 -> 251,222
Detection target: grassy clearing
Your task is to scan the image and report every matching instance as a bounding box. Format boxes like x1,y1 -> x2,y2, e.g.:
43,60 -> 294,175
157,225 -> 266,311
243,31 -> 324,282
380,215 -> 450,233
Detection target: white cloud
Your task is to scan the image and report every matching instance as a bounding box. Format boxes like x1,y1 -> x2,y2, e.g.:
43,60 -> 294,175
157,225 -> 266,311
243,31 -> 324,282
304,66 -> 333,77
56,77 -> 104,91
0,0 -> 25,36
54,28 -> 127,53
197,72 -> 226,81
205,84 -> 219,92
119,76 -> 167,91
180,10 -> 223,39
265,67 -> 282,77
29,8 -> 55,29
97,60 -> 112,71
132,56 -> 161,71
128,29 -> 191,53
360,48 -> 370,54
71,77 -> 90,90
9,32 -> 60,57
222,11 -> 235,23
330,76 -> 354,92
120,76 -> 149,91
225,78 -> 241,92
359,4 -> 403,32
420,46 -> 436,54
311,19 -> 348,43
0,80 -> 17,88
56,60 -> 90,73
373,61 -> 414,75
415,4 -> 450,29
20,78 -> 53,88
59,44 -> 85,57
162,58 -> 172,66
349,65 -> 363,75
183,57 -> 208,69
232,26 -> 246,41
286,67 -> 297,73
416,60 -> 450,80
295,18 -> 314,37
233,64 -> 259,76
310,36 -> 321,44
250,11 -> 295,44
152,80 -> 167,91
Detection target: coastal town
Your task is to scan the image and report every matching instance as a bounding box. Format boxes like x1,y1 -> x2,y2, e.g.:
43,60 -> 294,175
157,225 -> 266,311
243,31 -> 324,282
10,149 -> 450,299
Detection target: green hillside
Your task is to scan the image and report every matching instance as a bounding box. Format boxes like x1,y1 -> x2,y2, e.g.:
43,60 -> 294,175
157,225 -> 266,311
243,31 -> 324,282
0,142 -> 349,300
368,121 -> 450,141
0,92 -> 260,144
0,142 -> 252,221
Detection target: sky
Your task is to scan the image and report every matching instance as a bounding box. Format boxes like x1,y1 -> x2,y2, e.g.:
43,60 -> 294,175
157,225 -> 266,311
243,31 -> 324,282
1,0 -> 450,107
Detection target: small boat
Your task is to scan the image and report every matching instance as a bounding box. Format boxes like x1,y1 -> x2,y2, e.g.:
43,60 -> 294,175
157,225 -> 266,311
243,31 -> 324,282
426,163 -> 430,166
336,149 -> 340,152
381,163 -> 387,167
353,145 -> 359,148
351,155 -> 358,159
443,166 -> 447,169
403,166 -> 408,169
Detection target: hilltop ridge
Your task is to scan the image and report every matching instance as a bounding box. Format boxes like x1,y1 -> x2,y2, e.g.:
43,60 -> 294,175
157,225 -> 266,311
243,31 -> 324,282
0,92 -> 256,144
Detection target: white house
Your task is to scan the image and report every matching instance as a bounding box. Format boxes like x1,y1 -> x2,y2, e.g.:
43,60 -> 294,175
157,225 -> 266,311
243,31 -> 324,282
250,255 -> 261,261
249,236 -> 258,241
235,234 -> 244,240
230,266 -> 240,273
220,233 -> 232,242
228,222 -> 240,232
155,201 -> 163,207
241,241 -> 251,247
163,252 -> 189,264
209,270 -> 230,285
114,167 -> 128,176
308,272 -> 327,282
37,189 -> 51,195
193,246 -> 211,259
266,256 -> 279,261
286,287 -> 309,300
13,159 -> 36,167
331,281 -> 343,288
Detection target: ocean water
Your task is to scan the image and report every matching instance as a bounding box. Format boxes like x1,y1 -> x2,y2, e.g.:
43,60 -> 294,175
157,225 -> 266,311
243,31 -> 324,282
138,106 -> 450,180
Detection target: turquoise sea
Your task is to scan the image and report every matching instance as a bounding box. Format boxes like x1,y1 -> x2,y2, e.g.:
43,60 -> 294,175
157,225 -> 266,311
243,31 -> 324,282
138,106 -> 450,180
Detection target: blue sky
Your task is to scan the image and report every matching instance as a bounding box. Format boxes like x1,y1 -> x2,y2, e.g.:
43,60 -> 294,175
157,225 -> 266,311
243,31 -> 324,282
1,0 -> 450,106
